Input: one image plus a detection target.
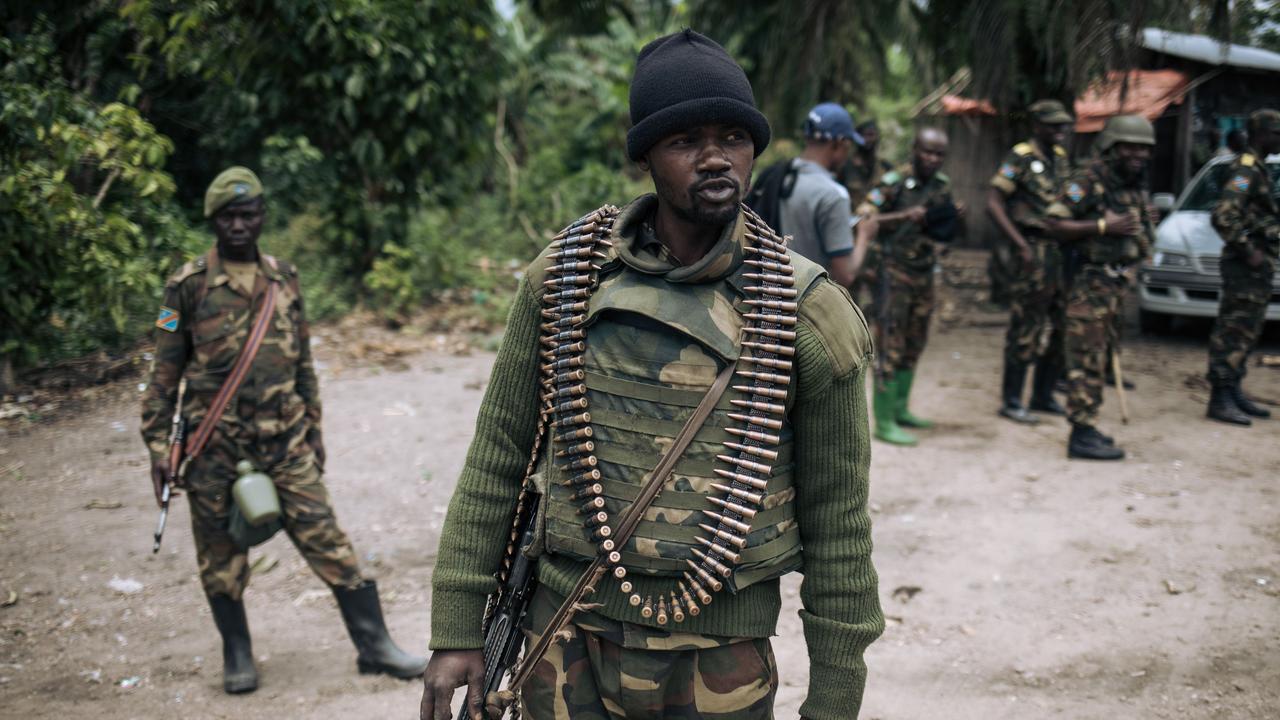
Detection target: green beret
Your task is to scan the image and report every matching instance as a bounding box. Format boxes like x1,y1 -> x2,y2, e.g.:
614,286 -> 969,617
1028,99 -> 1073,124
1250,109 -> 1280,133
204,166 -> 264,218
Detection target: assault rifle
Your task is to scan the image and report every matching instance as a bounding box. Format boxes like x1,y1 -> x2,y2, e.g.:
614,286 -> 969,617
153,380 -> 185,553
478,494 -> 541,707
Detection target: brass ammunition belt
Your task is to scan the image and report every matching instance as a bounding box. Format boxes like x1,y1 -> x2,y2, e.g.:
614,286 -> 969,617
494,203 -> 800,628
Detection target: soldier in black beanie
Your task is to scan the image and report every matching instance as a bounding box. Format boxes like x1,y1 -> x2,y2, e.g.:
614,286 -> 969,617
420,28 -> 881,720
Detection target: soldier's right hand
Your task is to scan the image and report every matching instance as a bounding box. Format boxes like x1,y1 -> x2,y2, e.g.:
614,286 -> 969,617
1102,209 -> 1140,237
150,458 -> 171,508
1018,243 -> 1035,268
1247,247 -> 1267,268
419,649 -> 486,720
905,205 -> 927,225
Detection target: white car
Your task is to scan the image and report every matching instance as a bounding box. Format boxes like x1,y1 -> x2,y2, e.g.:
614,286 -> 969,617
1138,153 -> 1280,332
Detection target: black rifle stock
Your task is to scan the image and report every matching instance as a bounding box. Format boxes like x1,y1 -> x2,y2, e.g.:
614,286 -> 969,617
478,494 -> 540,704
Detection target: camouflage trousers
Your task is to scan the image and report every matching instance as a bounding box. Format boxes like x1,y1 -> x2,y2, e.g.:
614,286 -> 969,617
1064,268 -> 1128,427
520,586 -> 778,719
185,426 -> 361,599
1004,239 -> 1066,365
1207,255 -> 1275,385
868,263 -> 935,377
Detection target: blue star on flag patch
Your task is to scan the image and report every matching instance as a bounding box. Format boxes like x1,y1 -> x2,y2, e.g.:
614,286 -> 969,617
1231,175 -> 1250,192
869,188 -> 885,207
156,306 -> 179,333
1066,183 -> 1085,203
999,163 -> 1016,179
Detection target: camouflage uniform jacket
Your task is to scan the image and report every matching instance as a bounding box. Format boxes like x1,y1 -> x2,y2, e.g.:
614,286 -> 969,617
856,163 -> 955,273
140,249 -> 321,462
990,139 -> 1070,236
841,150 -> 893,214
1047,158 -> 1155,268
1211,151 -> 1280,262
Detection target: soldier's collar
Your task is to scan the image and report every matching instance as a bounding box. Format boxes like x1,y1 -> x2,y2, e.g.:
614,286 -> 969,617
612,194 -> 746,285
204,247 -> 283,294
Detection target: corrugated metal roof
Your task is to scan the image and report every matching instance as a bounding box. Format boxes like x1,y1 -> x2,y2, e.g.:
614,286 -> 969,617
1140,28 -> 1280,73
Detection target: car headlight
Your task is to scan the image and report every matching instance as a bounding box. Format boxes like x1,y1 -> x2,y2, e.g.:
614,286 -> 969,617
1153,251 -> 1190,268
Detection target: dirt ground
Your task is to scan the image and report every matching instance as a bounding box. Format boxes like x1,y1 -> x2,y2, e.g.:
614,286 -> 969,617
2,257 -> 1278,719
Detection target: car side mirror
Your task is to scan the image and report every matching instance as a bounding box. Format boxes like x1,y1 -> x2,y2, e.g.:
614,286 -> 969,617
1153,193 -> 1175,214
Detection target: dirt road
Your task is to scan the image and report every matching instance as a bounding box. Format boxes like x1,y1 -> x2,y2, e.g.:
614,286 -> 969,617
2,298 -> 1278,719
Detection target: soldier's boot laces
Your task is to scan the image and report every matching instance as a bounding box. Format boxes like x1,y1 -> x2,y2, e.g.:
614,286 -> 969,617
334,580 -> 428,679
874,375 -> 918,446
1067,424 -> 1125,461
1231,382 -> 1271,419
1028,358 -> 1067,415
208,594 -> 259,694
895,369 -> 934,429
1207,385 -> 1252,426
998,359 -> 1039,425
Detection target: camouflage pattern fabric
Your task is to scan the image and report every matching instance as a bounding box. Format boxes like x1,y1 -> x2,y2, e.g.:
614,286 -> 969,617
864,263 -> 934,376
856,164 -> 956,273
520,585 -> 778,720
1208,151 -> 1279,384
139,249 -> 361,598
530,197 -> 822,592
1208,256 -> 1275,385
1047,157 -> 1156,427
839,151 -> 892,219
856,164 -> 952,376
1063,270 -> 1127,427
187,429 -> 360,598
991,140 -> 1071,364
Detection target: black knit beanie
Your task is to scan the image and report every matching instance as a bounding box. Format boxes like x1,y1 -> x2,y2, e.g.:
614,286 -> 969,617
626,29 -> 771,161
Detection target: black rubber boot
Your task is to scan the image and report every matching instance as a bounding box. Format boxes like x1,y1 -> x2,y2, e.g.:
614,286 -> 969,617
1231,382 -> 1271,418
208,595 -> 259,694
998,360 -> 1038,424
1067,424 -> 1125,460
333,581 -> 428,679
1028,358 -> 1066,415
1207,385 -> 1252,426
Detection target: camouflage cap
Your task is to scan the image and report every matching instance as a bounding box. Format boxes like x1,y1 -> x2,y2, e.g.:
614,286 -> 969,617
1249,108 -> 1280,133
204,166 -> 263,218
1029,99 -> 1073,124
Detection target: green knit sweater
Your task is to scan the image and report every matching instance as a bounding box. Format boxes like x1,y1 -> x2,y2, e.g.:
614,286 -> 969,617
430,249 -> 884,719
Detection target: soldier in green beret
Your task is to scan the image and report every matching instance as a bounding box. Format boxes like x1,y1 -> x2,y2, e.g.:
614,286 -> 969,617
140,167 -> 427,694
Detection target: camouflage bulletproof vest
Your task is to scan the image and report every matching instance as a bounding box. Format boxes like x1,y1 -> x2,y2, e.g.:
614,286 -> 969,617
535,205 -> 824,604
1003,141 -> 1068,235
1075,161 -> 1155,266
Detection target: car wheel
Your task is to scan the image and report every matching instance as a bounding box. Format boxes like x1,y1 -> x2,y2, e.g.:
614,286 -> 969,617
1139,309 -> 1172,335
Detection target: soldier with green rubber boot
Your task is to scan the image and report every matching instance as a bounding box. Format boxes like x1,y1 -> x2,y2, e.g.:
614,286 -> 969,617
853,128 -> 965,446
140,168 -> 427,693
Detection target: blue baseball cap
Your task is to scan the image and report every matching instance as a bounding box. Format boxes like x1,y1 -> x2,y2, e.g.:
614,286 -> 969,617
803,103 -> 865,146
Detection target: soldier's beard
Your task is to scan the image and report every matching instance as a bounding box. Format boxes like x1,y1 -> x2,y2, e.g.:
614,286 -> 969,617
670,196 -> 741,227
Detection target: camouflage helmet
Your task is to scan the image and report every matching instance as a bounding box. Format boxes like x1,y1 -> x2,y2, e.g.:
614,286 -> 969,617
1098,114 -> 1155,152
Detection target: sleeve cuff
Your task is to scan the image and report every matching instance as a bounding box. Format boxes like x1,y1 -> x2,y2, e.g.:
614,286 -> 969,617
429,589 -> 490,650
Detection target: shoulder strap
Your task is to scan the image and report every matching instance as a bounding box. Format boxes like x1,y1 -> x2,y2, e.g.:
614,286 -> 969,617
182,279 -> 280,462
508,362 -> 735,694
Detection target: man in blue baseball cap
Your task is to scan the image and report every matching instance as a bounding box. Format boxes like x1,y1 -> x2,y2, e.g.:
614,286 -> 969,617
776,102 -> 870,290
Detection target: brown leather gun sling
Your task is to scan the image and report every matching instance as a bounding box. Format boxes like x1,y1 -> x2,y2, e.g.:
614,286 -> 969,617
175,265 -> 280,478
503,361 -> 736,695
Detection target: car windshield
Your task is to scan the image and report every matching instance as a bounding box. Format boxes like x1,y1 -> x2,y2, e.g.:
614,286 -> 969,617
1180,160 -> 1280,211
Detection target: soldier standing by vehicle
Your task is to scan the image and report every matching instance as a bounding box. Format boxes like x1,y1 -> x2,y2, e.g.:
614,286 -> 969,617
853,128 -> 964,446
987,100 -> 1074,424
1045,116 -> 1156,460
419,30 -> 882,720
1205,109 -> 1280,425
140,167 -> 426,694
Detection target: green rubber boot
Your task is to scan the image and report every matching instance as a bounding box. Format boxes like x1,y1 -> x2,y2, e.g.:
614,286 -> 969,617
895,369 -> 934,429
875,375 -> 918,446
